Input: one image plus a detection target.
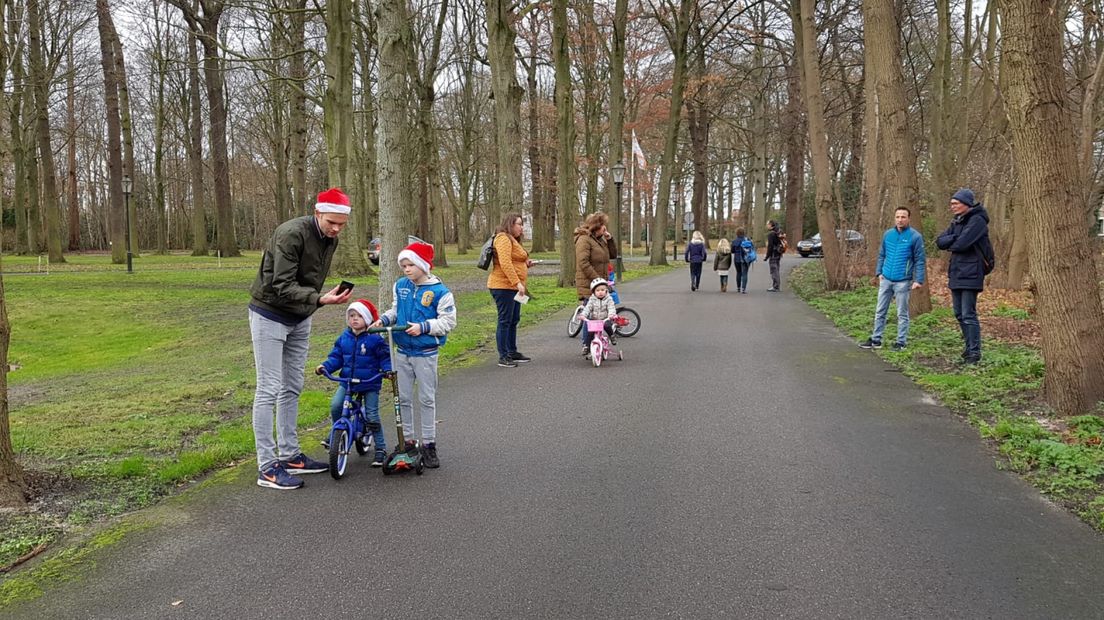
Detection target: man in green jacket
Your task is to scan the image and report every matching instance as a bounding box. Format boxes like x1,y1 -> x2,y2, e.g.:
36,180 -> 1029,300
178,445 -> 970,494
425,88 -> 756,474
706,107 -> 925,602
249,187 -> 354,489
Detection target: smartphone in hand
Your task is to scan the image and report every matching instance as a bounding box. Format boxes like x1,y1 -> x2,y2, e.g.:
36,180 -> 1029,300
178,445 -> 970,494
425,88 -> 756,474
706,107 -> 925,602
337,280 -> 355,294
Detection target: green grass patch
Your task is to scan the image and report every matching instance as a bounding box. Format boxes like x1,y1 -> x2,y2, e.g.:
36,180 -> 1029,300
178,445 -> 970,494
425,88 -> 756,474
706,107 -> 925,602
790,261 -> 1104,530
0,252 -> 675,587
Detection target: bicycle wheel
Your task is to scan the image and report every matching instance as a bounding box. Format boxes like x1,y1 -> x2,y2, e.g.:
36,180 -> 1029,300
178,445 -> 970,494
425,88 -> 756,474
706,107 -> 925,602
590,341 -> 602,367
614,307 -> 641,337
355,430 -> 372,456
329,428 -> 349,480
567,306 -> 583,337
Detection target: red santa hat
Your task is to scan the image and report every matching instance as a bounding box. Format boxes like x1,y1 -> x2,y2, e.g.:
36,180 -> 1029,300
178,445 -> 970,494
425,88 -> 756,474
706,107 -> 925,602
315,187 -> 351,215
347,299 -> 379,324
397,241 -> 434,273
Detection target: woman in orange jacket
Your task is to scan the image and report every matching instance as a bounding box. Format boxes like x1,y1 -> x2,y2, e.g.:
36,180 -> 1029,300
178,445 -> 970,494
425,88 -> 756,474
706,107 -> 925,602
487,212 -> 535,368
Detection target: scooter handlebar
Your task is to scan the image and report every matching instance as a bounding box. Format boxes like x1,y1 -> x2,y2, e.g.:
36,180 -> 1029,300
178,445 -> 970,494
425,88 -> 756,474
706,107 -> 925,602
365,324 -> 411,334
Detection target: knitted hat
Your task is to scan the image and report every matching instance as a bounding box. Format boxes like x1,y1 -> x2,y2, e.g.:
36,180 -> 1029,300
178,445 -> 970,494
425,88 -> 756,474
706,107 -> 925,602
347,299 -> 378,324
397,241 -> 434,273
951,188 -> 975,208
315,188 -> 351,214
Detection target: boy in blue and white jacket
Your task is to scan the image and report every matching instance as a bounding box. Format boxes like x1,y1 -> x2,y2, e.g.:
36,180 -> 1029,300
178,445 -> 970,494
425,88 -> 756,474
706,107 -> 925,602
860,207 -> 926,351
371,242 -> 456,469
316,299 -> 391,465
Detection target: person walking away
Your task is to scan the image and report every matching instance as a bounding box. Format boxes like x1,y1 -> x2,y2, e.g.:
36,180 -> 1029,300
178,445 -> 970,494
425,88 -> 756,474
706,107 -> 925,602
316,299 -> 390,466
713,237 -> 733,292
684,230 -> 707,291
765,220 -> 786,292
249,187 -> 355,490
573,212 -> 618,301
859,207 -> 927,351
371,241 -> 457,468
936,188 -> 991,365
732,227 -> 752,294
487,212 -> 535,368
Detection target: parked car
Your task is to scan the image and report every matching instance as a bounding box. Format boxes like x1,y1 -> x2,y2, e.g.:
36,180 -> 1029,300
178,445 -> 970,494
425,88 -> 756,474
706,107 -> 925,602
368,235 -> 426,265
796,230 -> 864,258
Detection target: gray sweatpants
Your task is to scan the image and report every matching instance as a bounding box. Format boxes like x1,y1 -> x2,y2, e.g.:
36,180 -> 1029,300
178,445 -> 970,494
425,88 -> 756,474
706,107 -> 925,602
249,309 -> 312,469
769,257 -> 782,289
394,351 -> 439,443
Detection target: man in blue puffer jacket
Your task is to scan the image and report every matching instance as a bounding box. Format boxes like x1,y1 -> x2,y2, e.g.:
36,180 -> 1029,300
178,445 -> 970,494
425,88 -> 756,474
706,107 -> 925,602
860,206 -> 926,351
936,188 -> 990,365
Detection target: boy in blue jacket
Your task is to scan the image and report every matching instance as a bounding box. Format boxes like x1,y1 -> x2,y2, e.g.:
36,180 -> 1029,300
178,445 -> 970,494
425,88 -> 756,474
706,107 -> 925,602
370,242 -> 457,469
860,207 -> 926,351
316,299 -> 391,465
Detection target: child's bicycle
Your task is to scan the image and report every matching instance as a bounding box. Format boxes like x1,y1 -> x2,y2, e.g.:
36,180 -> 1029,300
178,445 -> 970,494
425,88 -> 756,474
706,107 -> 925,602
567,286 -> 641,338
585,317 -> 627,367
319,369 -> 386,480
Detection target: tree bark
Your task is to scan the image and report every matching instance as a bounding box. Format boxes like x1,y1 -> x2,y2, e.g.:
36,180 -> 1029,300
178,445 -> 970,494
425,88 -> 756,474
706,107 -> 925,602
485,0 -> 524,226
28,0 -> 64,263
526,12 -> 547,252
377,0 -> 412,307
1000,0 -> 1104,415
782,52 -> 805,247
186,15 -> 207,256
553,0 -> 578,286
66,46 -> 79,251
607,0 -> 628,253
96,0 -> 126,265
113,30 -> 137,259
0,272 -> 26,507
288,0 -> 308,214
796,0 -> 844,288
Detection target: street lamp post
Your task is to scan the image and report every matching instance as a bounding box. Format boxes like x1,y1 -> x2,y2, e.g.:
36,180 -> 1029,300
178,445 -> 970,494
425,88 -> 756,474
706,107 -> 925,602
123,174 -> 133,273
611,160 -> 626,282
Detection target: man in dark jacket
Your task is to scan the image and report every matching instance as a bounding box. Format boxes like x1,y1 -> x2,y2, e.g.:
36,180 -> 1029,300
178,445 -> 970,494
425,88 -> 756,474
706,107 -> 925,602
249,187 -> 355,489
936,188 -> 990,365
765,220 -> 786,292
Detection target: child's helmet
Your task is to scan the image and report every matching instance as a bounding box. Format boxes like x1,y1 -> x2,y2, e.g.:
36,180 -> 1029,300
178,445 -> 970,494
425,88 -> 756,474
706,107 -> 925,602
590,278 -> 609,292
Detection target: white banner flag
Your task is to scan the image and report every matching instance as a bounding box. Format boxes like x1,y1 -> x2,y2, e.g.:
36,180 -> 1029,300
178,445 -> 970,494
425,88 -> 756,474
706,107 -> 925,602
631,130 -> 647,169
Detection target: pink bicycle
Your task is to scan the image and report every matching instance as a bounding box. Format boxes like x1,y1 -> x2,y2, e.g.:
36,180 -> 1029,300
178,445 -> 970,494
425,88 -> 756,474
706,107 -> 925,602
585,317 -> 626,367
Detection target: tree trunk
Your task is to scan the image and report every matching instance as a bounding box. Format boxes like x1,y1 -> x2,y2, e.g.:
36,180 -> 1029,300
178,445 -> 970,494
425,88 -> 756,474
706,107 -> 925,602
28,0 -> 64,263
9,36 -> 28,256
930,0 -> 955,229
1000,0 -> 1104,415
553,0 -> 578,286
186,17 -> 207,256
113,31 -> 137,259
0,272 -> 26,508
152,3 -> 168,255
288,0 -> 308,214
783,54 -> 805,247
796,0 -> 844,288
96,0 -> 126,265
66,47 -> 79,251
607,0 -> 628,254
485,0 -> 524,226
864,0 -> 929,315
577,1 -> 600,217
526,15 -> 547,252
377,0 -> 412,307
649,0 -> 694,266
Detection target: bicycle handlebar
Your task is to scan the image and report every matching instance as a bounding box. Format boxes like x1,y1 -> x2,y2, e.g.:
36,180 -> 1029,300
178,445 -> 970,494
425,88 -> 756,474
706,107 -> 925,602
318,368 -> 389,385
365,324 -> 411,334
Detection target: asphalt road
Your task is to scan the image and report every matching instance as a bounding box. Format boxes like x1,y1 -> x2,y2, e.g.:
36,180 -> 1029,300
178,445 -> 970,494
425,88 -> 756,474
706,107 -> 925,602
8,258 -> 1104,619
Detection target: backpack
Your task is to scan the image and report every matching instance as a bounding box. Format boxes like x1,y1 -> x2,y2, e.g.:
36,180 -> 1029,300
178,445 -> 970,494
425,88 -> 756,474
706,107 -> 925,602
979,235 -> 996,276
741,238 -> 757,263
476,234 -> 497,270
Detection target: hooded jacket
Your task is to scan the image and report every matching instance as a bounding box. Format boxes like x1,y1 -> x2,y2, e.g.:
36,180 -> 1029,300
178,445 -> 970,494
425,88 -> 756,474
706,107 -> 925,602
320,328 -> 392,393
378,274 -> 457,356
573,227 -> 618,299
249,215 -> 338,322
713,242 -> 732,271
684,239 -> 707,263
936,205 -> 990,291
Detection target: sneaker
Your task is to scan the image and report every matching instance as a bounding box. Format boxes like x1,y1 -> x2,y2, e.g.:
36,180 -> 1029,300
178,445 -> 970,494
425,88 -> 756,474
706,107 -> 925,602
372,450 -> 387,467
891,342 -> 906,351
509,352 -> 531,363
766,287 -> 779,292
859,338 -> 882,350
421,442 -> 440,468
405,440 -> 419,454
962,354 -> 981,365
281,452 -> 328,475
257,462 -> 303,490
497,357 -> 518,368
582,346 -> 589,357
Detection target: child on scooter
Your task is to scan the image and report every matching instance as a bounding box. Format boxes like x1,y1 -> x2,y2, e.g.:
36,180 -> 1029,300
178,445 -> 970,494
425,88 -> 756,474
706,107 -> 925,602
581,278 -> 618,357
316,299 -> 391,465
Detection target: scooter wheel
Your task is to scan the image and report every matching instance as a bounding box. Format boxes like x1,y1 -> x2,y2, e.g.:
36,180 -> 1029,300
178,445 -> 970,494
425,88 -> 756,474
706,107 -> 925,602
415,459 -> 425,475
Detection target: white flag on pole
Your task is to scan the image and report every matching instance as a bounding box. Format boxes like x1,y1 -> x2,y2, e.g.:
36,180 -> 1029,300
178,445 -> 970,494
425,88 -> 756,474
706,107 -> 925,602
631,130 -> 647,169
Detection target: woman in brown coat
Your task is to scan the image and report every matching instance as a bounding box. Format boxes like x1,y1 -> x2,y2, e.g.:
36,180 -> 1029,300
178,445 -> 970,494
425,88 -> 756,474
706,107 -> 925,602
487,212 -> 534,367
572,212 -> 618,300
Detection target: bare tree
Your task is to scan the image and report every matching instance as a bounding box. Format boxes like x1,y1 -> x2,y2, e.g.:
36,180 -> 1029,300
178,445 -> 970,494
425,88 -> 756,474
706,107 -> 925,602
553,0 -> 578,285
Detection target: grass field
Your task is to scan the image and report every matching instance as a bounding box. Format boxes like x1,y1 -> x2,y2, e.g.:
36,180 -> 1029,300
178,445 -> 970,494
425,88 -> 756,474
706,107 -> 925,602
0,250 -> 674,573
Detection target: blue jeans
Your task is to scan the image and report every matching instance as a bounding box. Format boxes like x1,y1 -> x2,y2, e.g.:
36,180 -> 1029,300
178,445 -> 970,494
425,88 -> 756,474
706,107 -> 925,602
733,262 -> 749,291
952,288 -> 981,357
871,278 -> 913,345
490,288 -> 521,358
330,387 -> 386,453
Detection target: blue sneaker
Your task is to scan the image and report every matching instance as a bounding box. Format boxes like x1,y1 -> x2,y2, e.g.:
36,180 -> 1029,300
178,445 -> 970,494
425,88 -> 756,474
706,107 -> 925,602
281,453 -> 328,475
372,450 -> 387,467
257,462 -> 303,490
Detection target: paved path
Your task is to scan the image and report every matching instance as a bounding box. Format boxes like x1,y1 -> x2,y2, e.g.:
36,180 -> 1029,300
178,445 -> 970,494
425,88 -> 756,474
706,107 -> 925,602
8,258 -> 1104,619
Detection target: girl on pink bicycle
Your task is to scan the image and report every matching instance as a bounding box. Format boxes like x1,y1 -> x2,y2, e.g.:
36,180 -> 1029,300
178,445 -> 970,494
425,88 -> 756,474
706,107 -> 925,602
580,278 -> 618,357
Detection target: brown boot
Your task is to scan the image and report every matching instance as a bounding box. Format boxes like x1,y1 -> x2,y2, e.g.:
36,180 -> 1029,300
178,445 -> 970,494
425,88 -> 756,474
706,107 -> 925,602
721,283 -> 727,293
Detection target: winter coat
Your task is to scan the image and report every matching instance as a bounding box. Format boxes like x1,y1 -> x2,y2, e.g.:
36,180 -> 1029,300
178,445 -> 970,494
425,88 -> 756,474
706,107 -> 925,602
582,294 -> 618,321
936,205 -> 991,291
713,245 -> 733,271
378,275 -> 457,356
766,229 -> 784,259
732,236 -> 751,265
249,215 -> 338,322
876,226 -> 926,284
320,328 -> 392,393
573,228 -> 618,298
684,240 -> 707,263
487,233 -> 529,290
